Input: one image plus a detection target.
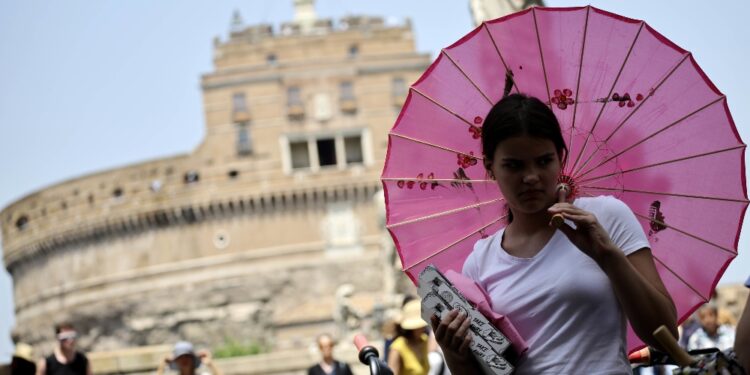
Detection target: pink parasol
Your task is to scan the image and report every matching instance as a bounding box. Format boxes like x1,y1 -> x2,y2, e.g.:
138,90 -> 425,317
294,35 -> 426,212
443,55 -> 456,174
381,6 -> 747,353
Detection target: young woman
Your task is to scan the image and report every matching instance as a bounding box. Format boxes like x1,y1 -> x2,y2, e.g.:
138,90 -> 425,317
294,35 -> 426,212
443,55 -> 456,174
430,94 -> 678,374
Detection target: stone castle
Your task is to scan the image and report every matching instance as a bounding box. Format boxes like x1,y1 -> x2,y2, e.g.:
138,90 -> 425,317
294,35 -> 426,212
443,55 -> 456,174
2,0 -> 434,355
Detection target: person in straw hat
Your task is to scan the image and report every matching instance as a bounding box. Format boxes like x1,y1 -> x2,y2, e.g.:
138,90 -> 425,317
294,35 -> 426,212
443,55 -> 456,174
11,343 -> 36,375
387,300 -> 430,375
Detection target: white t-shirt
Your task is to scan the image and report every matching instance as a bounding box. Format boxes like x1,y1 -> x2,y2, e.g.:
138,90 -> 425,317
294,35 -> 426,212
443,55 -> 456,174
463,196 -> 650,374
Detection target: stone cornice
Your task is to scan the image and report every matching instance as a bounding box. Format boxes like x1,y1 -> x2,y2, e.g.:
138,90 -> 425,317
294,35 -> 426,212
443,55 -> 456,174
4,179 -> 382,272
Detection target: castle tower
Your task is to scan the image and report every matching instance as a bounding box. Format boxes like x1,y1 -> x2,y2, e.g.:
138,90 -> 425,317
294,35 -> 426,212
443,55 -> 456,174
469,0 -> 545,26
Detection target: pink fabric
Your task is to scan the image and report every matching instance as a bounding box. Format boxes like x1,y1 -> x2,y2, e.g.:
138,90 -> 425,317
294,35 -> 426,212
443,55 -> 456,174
382,6 -> 747,354
445,269 -> 529,356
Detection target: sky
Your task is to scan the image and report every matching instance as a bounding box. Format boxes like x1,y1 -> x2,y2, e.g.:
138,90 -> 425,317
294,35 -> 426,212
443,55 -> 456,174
0,0 -> 748,289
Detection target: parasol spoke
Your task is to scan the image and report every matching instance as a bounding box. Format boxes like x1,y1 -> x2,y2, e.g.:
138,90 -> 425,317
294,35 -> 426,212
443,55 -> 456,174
568,6 -> 591,158
387,198 -> 503,229
652,255 -> 710,303
601,52 -> 692,144
403,216 -> 505,273
532,8 -> 553,111
389,132 -> 486,160
441,50 -> 494,105
632,212 -> 737,255
482,22 -> 519,94
409,87 -> 477,129
575,143 -> 744,186
574,54 -> 698,178
585,185 -> 750,204
569,22 -> 645,174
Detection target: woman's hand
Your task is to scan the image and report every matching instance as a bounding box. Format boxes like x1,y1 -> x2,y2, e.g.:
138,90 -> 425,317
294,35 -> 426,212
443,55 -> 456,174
430,309 -> 473,363
547,202 -> 619,263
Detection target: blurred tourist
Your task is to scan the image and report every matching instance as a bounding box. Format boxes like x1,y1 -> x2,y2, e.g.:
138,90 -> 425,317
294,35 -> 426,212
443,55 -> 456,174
388,300 -> 430,375
307,333 -> 353,375
11,343 -> 35,375
687,303 -> 736,351
734,275 -> 750,371
156,341 -> 222,375
36,322 -> 91,375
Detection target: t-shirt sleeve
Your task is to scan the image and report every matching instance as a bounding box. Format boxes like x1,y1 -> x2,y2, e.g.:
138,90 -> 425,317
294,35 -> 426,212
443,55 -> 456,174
598,197 -> 650,256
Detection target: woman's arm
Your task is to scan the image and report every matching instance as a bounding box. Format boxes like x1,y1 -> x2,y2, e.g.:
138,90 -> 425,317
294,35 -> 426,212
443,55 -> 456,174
600,248 -> 678,347
429,309 -> 482,374
387,347 -> 402,375
549,203 -> 678,349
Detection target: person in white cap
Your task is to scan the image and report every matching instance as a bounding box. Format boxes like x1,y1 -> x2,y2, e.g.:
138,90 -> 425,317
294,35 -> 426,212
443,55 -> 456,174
387,300 -> 430,375
156,341 -> 222,375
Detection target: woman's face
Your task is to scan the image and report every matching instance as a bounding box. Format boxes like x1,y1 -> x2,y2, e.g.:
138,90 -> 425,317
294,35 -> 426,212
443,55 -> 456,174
488,135 -> 561,216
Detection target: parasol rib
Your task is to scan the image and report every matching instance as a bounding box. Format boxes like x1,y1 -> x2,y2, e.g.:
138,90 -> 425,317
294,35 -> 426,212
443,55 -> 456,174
575,96 -> 729,180
573,52 -> 692,177
389,132 -> 485,160
441,50 -> 494,105
386,198 -> 503,229
403,217 -> 504,272
632,212 -> 737,255
603,52 -> 692,143
568,6 -> 591,158
652,255 -> 710,302
569,21 -> 644,173
482,22 -> 519,94
532,8 -> 553,111
585,185 -> 750,204
577,144 -> 745,187
409,87 -> 478,129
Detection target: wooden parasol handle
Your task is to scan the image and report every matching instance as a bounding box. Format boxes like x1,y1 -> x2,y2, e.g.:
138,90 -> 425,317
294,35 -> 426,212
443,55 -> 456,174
652,325 -> 694,367
549,184 -> 570,227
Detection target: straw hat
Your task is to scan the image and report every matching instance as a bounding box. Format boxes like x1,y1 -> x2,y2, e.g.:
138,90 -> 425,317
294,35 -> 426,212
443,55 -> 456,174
399,300 -> 427,330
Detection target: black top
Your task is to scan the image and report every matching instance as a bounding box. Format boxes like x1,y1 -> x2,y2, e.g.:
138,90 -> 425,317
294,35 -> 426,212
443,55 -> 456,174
45,352 -> 88,375
307,360 -> 354,375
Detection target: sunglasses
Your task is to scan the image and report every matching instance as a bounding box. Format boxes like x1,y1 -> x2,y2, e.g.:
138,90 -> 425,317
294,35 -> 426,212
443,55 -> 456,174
57,332 -> 77,342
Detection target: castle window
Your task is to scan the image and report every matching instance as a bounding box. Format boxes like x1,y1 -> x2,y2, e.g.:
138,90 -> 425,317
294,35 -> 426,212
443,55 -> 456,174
184,171 -> 200,184
289,140 -> 311,170
339,81 -> 357,114
228,170 -> 239,179
348,44 -> 359,58
112,187 -> 123,198
316,138 -> 337,167
283,130 -> 369,173
344,135 -> 364,165
287,86 -> 304,120
232,92 -> 250,122
392,77 -> 408,109
237,122 -> 253,156
15,215 -> 29,230
340,81 -> 354,100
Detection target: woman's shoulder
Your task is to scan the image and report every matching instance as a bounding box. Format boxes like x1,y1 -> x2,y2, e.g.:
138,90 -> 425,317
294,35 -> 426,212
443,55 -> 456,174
473,228 -> 503,252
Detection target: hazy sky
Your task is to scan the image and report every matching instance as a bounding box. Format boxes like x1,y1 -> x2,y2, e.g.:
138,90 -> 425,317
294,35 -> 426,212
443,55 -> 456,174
0,0 -> 748,285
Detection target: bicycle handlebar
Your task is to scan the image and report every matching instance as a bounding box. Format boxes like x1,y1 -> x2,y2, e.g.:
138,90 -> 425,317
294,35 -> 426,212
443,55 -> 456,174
353,334 -> 394,375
